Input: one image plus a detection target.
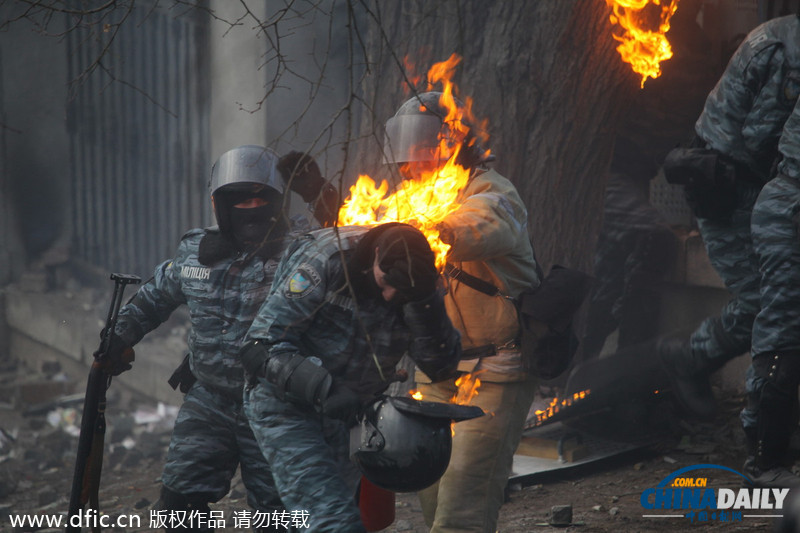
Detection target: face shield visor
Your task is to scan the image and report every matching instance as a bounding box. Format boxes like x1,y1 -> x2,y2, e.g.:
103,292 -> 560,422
382,114 -> 463,165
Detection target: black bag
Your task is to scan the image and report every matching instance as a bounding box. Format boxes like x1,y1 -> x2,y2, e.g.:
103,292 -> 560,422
444,264 -> 592,380
517,266 -> 592,379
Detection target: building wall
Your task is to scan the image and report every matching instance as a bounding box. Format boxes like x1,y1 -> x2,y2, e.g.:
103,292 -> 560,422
0,0 -> 359,402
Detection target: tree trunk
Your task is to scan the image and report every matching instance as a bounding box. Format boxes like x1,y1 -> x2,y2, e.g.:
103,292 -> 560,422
355,0 -> 639,272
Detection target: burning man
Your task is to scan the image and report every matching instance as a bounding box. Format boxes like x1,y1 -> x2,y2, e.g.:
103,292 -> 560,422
103,145 -> 333,531
661,12 -> 800,488
240,223 -> 462,532
380,91 -> 541,532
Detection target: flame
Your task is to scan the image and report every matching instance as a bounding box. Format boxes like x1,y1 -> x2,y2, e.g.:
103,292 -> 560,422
409,372 -> 484,437
337,53 -> 489,269
532,389 -> 591,426
606,0 -> 680,87
408,372 -> 482,406
403,55 -> 425,95
452,372 -> 481,405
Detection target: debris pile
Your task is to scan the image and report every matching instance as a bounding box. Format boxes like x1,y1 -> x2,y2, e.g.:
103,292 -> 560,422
0,358 -> 179,524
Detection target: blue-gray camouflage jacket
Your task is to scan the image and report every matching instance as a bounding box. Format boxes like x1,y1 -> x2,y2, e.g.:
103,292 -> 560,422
245,225 -> 461,401
115,227 -> 284,397
695,14 -> 800,182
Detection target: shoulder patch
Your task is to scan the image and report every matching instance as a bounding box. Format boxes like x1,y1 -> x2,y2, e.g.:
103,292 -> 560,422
285,263 -> 322,299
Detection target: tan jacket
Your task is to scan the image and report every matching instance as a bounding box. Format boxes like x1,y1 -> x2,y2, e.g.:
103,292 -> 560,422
419,168 -> 540,382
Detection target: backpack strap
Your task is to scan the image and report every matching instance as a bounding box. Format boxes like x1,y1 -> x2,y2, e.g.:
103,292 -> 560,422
444,263 -> 506,298
443,263 -> 520,359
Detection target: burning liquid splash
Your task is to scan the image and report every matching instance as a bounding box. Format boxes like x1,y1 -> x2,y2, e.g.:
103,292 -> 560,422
606,0 -> 681,87
337,53 -> 489,269
532,389 -> 591,427
409,372 -> 482,406
410,372 -> 483,436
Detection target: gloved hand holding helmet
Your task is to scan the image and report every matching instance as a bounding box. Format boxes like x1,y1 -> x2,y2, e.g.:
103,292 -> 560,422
321,380 -> 361,426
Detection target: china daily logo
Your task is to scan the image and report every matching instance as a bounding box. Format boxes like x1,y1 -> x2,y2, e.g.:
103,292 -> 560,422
641,464 -> 790,524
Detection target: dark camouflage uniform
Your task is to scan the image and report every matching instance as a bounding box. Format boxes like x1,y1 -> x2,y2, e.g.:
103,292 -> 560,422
116,227 -> 283,510
742,102 -> 800,429
687,16 -> 800,418
243,225 -> 461,532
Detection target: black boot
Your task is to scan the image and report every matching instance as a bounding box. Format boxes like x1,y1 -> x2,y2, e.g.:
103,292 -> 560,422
742,440 -> 800,489
656,336 -> 717,419
742,355 -> 800,488
156,486 -> 212,533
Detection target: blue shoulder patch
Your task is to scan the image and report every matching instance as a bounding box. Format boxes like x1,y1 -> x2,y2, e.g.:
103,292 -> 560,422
285,263 -> 321,299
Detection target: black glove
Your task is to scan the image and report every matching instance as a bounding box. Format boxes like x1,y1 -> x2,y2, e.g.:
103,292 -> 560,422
240,340 -> 269,387
277,151 -> 326,203
321,381 -> 361,426
374,224 -> 439,302
385,258 -> 440,302
97,332 -> 134,376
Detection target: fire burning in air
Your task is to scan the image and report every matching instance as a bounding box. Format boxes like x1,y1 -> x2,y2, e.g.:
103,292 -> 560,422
606,0 -> 681,87
337,53 -> 489,269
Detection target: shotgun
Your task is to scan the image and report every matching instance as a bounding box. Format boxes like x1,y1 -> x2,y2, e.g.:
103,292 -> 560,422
66,273 -> 140,532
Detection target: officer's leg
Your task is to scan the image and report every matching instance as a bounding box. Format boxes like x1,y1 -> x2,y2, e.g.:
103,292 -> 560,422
582,231 -> 626,360
159,383 -> 239,532
742,354 -> 800,487
244,381 -> 365,533
744,176 -> 800,487
691,181 -> 762,364
618,225 -> 677,348
658,182 -> 761,417
236,408 -> 289,532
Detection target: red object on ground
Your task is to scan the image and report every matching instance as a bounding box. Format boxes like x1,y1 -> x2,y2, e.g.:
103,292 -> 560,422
358,475 -> 396,531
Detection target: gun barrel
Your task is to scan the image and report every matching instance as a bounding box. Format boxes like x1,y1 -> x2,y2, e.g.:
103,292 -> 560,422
66,273 -> 140,532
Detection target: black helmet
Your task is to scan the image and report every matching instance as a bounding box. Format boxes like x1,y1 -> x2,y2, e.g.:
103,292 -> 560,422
209,145 -> 284,237
350,396 -> 483,493
383,91 -> 489,169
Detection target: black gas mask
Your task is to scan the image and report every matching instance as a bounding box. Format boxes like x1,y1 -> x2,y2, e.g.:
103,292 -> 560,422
215,187 -> 286,254
229,203 -> 275,246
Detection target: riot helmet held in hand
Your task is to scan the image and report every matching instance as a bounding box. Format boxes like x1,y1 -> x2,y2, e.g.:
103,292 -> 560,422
350,396 -> 483,492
